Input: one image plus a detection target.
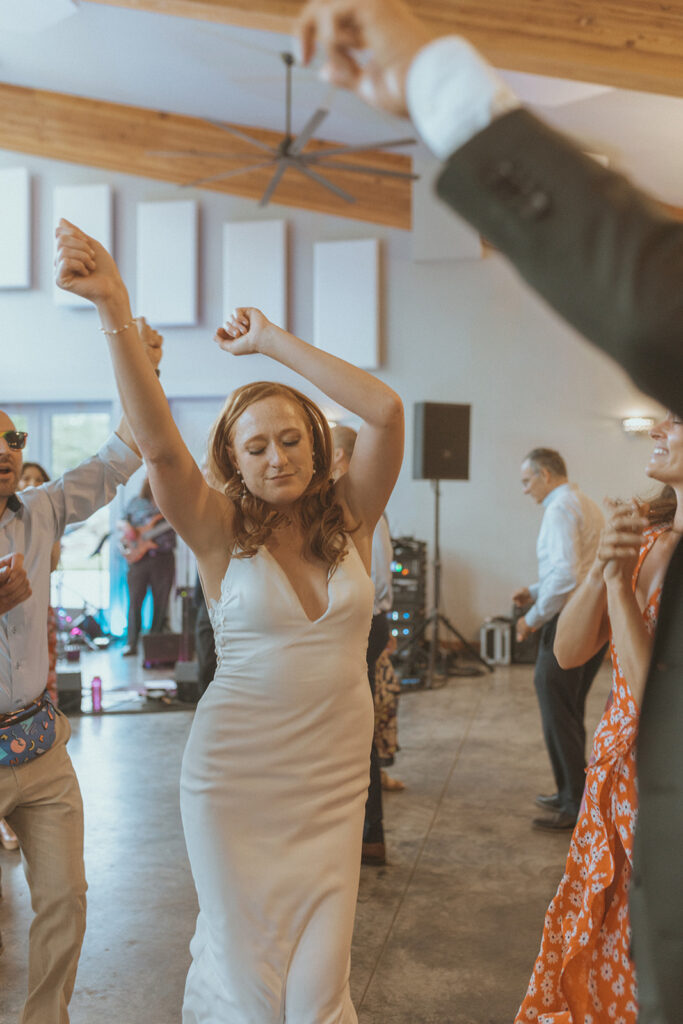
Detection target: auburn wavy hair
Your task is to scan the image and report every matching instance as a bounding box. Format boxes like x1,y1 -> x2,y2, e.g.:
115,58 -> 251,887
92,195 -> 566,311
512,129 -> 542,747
207,381 -> 351,570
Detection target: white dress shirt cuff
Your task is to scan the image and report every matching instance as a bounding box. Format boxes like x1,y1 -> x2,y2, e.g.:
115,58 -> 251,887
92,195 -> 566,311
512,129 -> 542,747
98,433 -> 142,480
406,36 -> 520,161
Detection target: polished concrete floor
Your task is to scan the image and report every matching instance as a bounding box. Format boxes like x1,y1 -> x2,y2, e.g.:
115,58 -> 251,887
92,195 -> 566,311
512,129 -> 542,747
0,652 -> 612,1024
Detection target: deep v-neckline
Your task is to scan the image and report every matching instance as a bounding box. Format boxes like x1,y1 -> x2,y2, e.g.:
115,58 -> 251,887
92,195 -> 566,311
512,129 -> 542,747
262,546 -> 336,625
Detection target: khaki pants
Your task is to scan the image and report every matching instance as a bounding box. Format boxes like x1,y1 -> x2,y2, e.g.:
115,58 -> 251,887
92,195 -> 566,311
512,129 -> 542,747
0,712 -> 87,1024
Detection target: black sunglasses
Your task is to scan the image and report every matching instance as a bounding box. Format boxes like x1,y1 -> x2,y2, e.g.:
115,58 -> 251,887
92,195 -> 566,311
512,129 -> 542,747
0,430 -> 28,451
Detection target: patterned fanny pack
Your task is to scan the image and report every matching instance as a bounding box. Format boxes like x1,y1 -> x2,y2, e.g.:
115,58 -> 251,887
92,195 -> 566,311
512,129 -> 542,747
0,692 -> 57,767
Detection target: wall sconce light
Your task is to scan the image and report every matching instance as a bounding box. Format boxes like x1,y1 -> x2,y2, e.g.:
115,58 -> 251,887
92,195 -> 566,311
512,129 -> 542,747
621,416 -> 655,435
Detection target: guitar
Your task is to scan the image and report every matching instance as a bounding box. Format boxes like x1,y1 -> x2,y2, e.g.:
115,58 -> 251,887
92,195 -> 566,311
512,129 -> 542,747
118,514 -> 173,564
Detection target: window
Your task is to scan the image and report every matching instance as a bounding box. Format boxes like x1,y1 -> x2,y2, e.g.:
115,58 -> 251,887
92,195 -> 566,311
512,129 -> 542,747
50,410 -> 114,621
9,411 -> 28,434
3,402 -> 119,630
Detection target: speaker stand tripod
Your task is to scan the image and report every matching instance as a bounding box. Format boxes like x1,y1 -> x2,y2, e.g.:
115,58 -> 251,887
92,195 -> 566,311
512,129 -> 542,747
397,479 -> 493,689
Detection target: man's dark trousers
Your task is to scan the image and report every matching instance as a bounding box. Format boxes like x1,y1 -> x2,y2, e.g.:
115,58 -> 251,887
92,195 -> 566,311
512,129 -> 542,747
194,577 -> 217,696
126,549 -> 175,648
364,612 -> 390,844
534,613 -> 606,819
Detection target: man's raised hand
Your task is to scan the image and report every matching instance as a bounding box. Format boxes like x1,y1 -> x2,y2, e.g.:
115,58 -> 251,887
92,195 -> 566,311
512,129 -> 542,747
136,317 -> 164,373
297,0 -> 431,117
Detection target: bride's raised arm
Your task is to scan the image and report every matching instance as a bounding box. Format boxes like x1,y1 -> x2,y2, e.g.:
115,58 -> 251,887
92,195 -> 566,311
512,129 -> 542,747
54,219 -> 232,565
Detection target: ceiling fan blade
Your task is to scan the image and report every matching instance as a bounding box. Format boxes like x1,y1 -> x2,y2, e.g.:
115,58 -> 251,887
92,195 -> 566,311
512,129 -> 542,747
302,158 -> 419,181
147,150 -> 268,161
289,109 -> 329,155
295,164 -> 355,204
307,137 -> 417,159
259,163 -> 288,207
182,161 -> 276,188
203,118 -> 278,155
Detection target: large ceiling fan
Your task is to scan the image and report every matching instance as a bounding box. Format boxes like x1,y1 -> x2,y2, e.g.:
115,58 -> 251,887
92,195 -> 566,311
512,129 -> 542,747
150,53 -> 419,206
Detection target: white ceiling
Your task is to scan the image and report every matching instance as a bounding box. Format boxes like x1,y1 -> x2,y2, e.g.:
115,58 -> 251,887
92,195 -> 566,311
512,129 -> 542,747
1,2 -> 682,205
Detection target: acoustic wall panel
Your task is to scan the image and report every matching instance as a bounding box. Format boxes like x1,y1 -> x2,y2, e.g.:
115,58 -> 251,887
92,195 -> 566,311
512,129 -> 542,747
0,168 -> 31,289
53,183 -> 113,307
313,239 -> 379,369
222,220 -> 287,329
137,200 -> 198,326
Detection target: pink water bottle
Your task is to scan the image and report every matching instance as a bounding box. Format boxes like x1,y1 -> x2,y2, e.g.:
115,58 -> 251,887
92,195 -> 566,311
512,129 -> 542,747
91,676 -> 102,713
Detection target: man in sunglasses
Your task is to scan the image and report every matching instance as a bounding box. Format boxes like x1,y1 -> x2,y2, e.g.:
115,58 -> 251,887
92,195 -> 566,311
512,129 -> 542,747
0,328 -> 159,1023
0,428 -> 32,613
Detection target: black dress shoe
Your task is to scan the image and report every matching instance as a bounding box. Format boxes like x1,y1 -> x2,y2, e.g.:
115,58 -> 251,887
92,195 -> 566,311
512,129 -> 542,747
122,646 -> 138,657
535,793 -> 562,811
361,841 -> 386,866
532,811 -> 577,832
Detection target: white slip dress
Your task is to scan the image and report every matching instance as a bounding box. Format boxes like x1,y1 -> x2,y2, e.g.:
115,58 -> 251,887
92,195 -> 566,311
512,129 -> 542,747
179,541 -> 375,1024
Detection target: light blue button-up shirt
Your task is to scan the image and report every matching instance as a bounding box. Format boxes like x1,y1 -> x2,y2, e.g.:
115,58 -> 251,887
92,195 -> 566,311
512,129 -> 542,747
0,434 -> 141,713
525,482 -> 604,631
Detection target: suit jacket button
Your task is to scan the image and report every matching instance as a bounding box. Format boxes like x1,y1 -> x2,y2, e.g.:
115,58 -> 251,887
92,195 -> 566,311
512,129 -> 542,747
521,190 -> 551,219
487,160 -> 517,192
656,660 -> 668,671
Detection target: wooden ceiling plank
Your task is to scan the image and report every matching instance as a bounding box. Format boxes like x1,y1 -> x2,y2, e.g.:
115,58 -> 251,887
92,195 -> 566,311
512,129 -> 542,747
0,82 -> 412,229
82,0 -> 683,97
79,0 -> 301,32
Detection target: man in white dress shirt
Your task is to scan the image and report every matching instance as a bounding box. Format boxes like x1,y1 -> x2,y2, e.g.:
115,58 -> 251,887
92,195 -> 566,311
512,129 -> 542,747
0,319 -> 162,1022
513,448 -> 604,830
0,408 -> 142,1024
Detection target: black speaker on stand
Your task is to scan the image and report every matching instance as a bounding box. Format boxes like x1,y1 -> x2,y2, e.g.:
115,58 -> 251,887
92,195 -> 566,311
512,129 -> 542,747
397,402 -> 492,688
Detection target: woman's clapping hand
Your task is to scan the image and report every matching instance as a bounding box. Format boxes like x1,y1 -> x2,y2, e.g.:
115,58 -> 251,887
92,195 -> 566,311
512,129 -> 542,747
597,499 -> 648,582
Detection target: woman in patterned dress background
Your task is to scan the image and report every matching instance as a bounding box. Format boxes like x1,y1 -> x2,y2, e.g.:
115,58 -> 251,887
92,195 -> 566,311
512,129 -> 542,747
515,411 -> 683,1023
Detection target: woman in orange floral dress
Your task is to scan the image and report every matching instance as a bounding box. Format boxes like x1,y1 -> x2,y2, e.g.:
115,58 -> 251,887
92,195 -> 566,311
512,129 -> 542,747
515,411 -> 683,1024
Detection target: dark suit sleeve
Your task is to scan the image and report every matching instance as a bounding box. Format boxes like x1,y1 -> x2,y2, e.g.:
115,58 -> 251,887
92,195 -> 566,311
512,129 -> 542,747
436,108 -> 683,415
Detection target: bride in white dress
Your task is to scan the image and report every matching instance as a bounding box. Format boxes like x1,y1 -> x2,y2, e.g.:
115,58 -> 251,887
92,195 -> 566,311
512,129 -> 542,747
55,220 -> 405,1024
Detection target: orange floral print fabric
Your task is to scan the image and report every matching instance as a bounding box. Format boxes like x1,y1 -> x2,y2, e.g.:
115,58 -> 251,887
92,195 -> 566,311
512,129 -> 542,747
515,527 -> 667,1024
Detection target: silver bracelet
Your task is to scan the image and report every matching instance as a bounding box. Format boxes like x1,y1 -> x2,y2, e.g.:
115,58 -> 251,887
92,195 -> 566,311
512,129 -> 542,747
99,318 -> 137,336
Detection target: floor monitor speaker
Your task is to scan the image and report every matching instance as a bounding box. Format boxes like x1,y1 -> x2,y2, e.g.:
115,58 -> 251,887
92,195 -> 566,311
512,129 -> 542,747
413,402 -> 470,480
142,632 -> 181,668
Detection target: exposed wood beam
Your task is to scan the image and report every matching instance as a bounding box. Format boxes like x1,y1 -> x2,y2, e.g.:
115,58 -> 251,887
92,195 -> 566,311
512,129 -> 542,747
0,82 -> 412,229
83,0 -> 683,98
81,0 -> 302,33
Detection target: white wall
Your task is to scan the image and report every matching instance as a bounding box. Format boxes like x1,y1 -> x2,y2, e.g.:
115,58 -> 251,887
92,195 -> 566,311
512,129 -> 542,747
0,149 -> 663,637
